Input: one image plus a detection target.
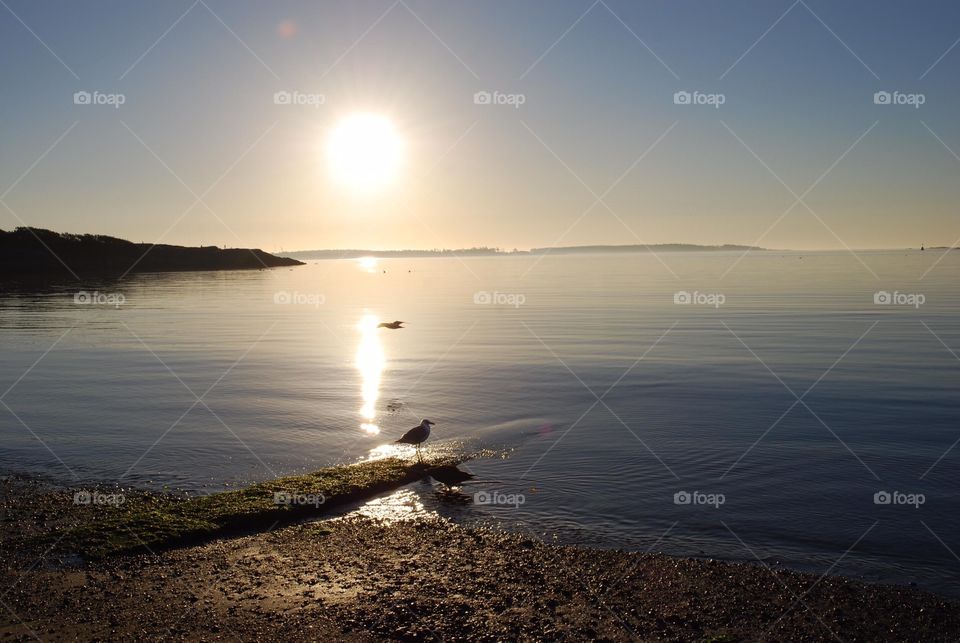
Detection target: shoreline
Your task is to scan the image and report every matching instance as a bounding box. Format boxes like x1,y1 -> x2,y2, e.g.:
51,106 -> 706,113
3,469 -> 960,640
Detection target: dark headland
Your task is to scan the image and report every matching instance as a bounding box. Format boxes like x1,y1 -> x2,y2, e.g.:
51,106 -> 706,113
0,227 -> 303,276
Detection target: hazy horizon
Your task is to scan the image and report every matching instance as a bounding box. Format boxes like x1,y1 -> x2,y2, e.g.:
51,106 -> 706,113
278,242 -> 940,255
1,223 -> 947,255
8,224 -> 943,254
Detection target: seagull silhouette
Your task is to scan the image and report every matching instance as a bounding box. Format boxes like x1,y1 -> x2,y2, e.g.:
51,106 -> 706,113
396,419 -> 434,462
378,320 -> 405,329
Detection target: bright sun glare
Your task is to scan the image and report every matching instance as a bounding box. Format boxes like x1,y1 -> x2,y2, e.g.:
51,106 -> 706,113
326,113 -> 403,192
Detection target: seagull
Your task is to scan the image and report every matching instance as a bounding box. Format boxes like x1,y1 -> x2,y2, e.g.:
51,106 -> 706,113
395,419 -> 434,462
378,320 -> 405,329
426,464 -> 475,489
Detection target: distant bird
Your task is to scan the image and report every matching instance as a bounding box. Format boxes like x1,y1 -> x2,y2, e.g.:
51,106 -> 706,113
426,464 -> 475,489
378,320 -> 405,329
396,419 -> 434,462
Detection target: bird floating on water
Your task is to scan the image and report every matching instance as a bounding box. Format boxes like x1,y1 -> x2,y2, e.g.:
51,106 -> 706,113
426,464 -> 475,489
396,419 -> 434,462
378,320 -> 405,329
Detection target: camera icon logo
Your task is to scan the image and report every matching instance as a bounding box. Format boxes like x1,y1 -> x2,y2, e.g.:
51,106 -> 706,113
673,490 -> 691,505
274,291 -> 292,305
874,291 -> 891,305
473,491 -> 492,505
73,490 -> 92,505
74,291 -> 92,304
473,291 -> 492,304
673,91 -> 691,105
873,490 -> 892,505
473,91 -> 492,105
873,91 -> 891,105
673,291 -> 692,305
274,91 -> 292,105
73,91 -> 91,105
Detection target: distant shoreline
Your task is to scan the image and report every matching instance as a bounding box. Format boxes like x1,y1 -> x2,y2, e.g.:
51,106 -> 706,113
282,243 -> 767,260
280,244 -> 953,260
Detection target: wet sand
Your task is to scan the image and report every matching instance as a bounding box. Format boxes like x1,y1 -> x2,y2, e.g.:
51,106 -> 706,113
2,477 -> 959,641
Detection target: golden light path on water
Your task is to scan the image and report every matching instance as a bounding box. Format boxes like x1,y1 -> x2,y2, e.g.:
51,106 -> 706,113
347,488 -> 434,523
356,312 -> 385,435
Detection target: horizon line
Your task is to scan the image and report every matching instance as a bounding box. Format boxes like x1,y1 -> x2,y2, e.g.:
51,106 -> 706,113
278,243 -> 949,256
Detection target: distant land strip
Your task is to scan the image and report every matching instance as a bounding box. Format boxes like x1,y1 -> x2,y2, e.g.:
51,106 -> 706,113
282,243 -> 768,260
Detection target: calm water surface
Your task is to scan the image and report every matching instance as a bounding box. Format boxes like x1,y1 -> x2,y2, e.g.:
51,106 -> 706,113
1,251 -> 958,595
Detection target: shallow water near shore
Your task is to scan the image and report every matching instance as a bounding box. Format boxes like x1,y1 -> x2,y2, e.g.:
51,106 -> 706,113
2,250 -> 959,596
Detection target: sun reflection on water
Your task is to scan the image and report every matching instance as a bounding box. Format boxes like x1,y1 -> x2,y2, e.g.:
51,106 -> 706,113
365,443 -> 408,460
347,488 -> 436,523
356,313 -> 385,434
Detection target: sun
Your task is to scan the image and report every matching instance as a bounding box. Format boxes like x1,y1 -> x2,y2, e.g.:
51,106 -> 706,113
326,113 -> 403,192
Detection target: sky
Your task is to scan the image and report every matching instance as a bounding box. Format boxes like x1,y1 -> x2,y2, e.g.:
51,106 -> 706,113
2,0 -> 960,252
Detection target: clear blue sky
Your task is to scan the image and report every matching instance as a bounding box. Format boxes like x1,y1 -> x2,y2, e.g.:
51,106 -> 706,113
2,0 -> 959,250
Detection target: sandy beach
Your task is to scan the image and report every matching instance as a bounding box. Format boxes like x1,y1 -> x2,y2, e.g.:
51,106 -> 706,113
2,474 -> 958,642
